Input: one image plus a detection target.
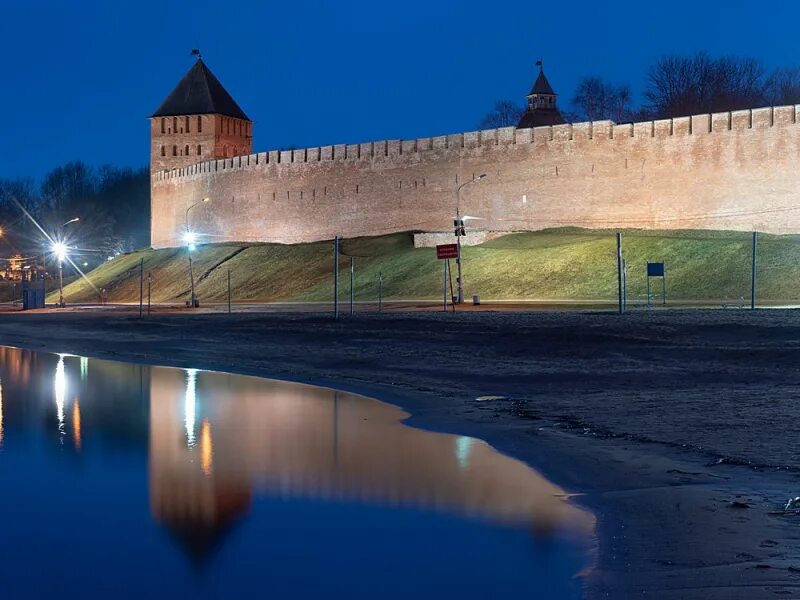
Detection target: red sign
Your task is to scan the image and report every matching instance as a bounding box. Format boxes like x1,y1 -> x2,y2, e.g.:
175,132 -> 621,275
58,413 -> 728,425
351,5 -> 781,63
436,244 -> 458,260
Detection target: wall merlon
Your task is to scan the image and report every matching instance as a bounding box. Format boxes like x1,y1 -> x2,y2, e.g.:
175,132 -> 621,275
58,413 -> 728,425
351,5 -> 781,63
480,129 -> 498,147
730,109 -> 752,130
401,139 -> 417,153
447,133 -> 464,149
591,121 -> 613,140
432,135 -> 448,150
711,112 -> 731,133
633,121 -> 653,138
361,142 -> 375,158
691,114 -> 711,134
614,123 -> 633,139
672,116 -> 690,136
306,148 -> 320,162
497,127 -> 515,144
333,144 -> 346,160
552,124 -> 571,141
387,140 -> 401,156
513,128 -> 532,144
320,145 -> 333,161
654,119 -> 673,138
773,105 -> 796,126
463,131 -> 480,148
752,107 -> 774,129
572,122 -> 591,141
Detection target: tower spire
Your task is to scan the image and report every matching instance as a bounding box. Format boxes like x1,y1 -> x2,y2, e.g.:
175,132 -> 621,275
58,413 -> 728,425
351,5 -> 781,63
516,59 -> 565,129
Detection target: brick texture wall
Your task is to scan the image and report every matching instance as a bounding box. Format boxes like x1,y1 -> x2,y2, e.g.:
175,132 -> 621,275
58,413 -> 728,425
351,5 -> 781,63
151,105 -> 800,248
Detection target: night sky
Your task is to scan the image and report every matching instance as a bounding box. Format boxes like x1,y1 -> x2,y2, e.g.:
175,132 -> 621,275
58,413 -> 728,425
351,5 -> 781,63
2,0 -> 798,180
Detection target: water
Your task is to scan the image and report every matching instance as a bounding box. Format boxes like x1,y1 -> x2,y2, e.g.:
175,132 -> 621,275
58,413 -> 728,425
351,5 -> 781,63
0,346 -> 594,598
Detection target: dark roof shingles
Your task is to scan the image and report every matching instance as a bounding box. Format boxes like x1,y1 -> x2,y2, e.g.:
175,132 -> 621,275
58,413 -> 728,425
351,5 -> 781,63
152,59 -> 250,120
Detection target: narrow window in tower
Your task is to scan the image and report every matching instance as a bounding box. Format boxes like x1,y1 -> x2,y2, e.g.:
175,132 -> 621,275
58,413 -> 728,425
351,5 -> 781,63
223,145 -> 228,158
185,145 -> 189,156
173,117 -> 178,132
185,116 -> 190,133
197,145 -> 202,155
161,146 -> 165,156
172,145 -> 177,156
160,119 -> 165,134
227,119 -> 230,135
198,116 -> 202,133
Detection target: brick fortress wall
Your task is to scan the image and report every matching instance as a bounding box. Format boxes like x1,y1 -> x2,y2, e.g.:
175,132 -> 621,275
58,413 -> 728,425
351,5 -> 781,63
151,105 -> 800,248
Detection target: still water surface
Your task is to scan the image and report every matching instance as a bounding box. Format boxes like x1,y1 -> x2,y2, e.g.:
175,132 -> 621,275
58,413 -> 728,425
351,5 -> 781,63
0,346 -> 593,598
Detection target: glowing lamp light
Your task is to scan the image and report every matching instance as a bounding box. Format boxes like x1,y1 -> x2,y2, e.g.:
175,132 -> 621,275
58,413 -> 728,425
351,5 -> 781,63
52,241 -> 67,261
183,231 -> 198,251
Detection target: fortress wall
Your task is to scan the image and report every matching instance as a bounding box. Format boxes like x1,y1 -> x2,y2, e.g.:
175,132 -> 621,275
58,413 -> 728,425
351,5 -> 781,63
151,105 -> 800,248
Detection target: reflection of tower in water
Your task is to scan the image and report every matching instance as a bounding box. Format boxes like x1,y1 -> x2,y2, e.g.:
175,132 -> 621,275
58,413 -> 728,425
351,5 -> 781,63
148,367 -> 594,564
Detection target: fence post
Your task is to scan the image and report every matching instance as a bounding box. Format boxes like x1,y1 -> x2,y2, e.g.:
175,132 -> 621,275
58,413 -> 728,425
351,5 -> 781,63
751,231 -> 757,310
616,232 -> 624,315
443,259 -> 448,312
139,258 -> 144,318
377,271 -> 383,313
333,236 -> 339,320
349,256 -> 354,316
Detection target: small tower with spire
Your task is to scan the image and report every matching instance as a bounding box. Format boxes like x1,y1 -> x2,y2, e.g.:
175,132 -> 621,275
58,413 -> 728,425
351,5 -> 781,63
517,60 -> 566,129
150,56 -> 253,172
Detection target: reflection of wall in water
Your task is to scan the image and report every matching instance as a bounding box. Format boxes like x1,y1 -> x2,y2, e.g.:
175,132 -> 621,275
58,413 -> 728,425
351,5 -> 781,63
147,367 -> 591,548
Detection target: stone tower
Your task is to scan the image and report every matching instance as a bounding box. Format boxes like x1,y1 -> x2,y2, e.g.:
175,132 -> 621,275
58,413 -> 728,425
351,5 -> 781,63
517,61 -> 565,128
150,58 -> 253,173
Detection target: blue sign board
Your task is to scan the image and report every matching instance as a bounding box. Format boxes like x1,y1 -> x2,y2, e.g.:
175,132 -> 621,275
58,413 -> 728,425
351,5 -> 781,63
647,262 -> 665,277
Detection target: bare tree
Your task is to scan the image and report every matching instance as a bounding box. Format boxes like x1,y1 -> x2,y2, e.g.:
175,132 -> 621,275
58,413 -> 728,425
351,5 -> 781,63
479,100 -> 525,129
644,53 -> 766,118
571,77 -> 633,122
764,67 -> 800,106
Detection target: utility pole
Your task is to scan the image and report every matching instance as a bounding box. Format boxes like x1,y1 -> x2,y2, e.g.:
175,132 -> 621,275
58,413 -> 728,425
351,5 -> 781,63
227,269 -> 232,314
751,231 -> 757,310
147,272 -> 152,317
188,250 -> 196,308
616,232 -> 624,315
333,236 -> 340,319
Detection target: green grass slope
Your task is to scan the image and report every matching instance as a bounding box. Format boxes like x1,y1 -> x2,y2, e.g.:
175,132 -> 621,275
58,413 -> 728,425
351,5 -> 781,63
56,229 -> 800,304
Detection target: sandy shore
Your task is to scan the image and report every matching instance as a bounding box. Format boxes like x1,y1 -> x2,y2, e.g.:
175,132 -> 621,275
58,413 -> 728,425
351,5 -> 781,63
1,308 -> 800,598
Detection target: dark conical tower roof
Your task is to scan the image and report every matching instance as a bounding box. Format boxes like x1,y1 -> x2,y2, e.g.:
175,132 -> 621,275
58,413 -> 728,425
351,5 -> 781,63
152,59 -> 250,120
517,61 -> 565,129
529,69 -> 556,96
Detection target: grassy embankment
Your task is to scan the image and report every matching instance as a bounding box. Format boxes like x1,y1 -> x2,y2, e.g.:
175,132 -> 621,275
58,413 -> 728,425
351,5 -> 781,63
52,229 -> 800,305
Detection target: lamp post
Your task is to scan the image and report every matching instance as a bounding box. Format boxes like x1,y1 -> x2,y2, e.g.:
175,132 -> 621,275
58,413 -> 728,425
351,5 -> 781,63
454,174 -> 487,304
185,198 -> 210,308
52,217 -> 80,308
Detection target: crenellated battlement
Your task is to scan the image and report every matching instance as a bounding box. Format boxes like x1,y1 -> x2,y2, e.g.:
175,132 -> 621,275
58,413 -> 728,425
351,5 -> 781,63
153,105 -> 800,184
150,102 -> 800,248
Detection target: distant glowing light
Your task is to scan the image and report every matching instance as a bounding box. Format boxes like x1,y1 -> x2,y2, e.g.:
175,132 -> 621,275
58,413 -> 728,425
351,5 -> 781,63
55,355 -> 66,438
183,231 -> 197,246
184,369 -> 198,447
200,419 -> 213,476
52,242 -> 67,262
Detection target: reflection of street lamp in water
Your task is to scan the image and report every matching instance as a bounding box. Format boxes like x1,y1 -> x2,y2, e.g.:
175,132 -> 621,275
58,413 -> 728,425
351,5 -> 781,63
185,198 -> 210,308
454,174 -> 487,304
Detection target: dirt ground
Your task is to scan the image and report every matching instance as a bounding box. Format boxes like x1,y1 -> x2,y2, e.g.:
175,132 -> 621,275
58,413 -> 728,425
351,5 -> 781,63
2,307 -> 800,598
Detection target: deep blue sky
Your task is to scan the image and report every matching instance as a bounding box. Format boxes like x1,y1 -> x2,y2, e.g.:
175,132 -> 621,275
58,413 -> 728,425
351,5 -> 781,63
2,0 -> 799,180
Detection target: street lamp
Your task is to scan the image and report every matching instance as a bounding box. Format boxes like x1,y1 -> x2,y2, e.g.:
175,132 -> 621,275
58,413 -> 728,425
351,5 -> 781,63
454,174 -> 487,304
185,198 -> 210,308
52,217 -> 80,308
